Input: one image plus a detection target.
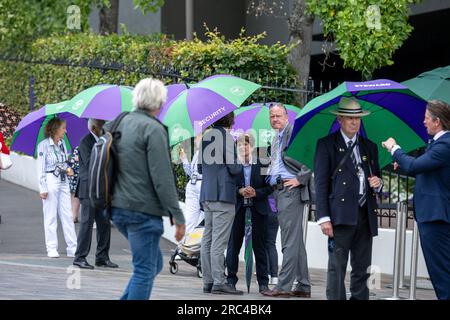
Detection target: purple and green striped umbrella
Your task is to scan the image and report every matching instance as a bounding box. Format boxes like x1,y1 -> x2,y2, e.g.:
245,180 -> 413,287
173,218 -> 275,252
11,101 -> 88,157
68,84 -> 134,120
232,103 -> 301,147
286,79 -> 428,170
159,75 -> 261,146
244,208 -> 254,293
158,83 -> 188,120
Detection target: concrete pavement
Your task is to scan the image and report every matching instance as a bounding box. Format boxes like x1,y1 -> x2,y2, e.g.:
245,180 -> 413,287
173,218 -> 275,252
0,179 -> 436,300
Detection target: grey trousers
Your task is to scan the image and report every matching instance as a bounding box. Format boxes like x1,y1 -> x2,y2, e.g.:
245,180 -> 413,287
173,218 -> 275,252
201,201 -> 235,286
274,186 -> 311,292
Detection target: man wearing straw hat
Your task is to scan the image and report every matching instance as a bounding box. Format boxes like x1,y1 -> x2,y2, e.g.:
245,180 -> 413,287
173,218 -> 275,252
314,97 -> 383,300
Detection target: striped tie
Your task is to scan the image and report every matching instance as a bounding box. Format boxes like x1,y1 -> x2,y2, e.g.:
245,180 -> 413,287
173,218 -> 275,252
348,141 -> 366,207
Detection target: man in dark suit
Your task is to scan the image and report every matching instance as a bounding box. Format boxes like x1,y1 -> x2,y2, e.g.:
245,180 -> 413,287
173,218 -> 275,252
198,113 -> 243,295
73,119 -> 118,269
383,100 -> 450,300
314,97 -> 382,300
262,103 -> 313,298
226,134 -> 272,294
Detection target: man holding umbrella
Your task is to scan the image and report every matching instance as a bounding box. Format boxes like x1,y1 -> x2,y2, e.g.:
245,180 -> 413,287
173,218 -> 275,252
314,97 -> 382,300
225,133 -> 272,295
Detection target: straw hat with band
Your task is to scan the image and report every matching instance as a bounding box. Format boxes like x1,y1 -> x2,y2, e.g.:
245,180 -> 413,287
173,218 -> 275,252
331,97 -> 370,117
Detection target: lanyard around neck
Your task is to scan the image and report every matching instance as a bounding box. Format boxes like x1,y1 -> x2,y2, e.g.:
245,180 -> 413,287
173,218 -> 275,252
52,143 -> 65,162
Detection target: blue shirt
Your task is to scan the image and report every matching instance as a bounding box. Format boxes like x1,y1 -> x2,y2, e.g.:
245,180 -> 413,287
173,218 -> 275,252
243,164 -> 252,187
268,125 -> 295,185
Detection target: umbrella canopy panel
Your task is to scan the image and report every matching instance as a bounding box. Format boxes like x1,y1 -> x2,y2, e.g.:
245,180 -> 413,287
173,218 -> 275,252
287,80 -> 428,170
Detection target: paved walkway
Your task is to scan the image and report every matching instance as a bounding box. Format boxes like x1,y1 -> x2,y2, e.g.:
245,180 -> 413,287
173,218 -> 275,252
0,179 -> 436,300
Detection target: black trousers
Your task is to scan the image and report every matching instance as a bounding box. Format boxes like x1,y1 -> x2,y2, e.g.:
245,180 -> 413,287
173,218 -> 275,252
265,211 -> 279,277
326,205 -> 373,300
74,199 -> 111,263
226,207 -> 269,286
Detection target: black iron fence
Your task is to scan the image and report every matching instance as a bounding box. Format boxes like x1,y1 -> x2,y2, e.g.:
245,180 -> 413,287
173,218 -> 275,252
1,57 -> 415,229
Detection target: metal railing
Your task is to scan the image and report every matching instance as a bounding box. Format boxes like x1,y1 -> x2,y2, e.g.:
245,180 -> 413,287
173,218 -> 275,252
386,201 -> 421,300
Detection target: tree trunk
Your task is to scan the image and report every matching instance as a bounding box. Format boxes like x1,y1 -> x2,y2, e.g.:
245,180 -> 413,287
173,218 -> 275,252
99,0 -> 119,35
287,0 -> 314,106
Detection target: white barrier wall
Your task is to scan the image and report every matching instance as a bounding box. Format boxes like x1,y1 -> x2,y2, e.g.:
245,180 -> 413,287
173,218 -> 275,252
1,152 -> 40,192
3,152 -> 430,277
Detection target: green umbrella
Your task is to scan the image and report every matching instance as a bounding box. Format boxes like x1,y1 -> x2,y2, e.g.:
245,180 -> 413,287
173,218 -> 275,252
402,65 -> 450,104
231,103 -> 302,147
286,79 -> 428,170
244,208 -> 253,294
158,75 -> 261,146
10,101 -> 88,157
67,84 -> 134,120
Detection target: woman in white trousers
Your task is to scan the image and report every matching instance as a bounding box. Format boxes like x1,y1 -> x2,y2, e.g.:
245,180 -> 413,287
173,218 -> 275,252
180,135 -> 204,234
36,118 -> 77,258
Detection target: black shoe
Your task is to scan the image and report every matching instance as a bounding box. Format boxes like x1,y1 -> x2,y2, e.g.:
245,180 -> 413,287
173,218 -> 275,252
211,284 -> 243,295
259,284 -> 270,294
227,283 -> 237,291
203,283 -> 213,293
95,260 -> 119,268
73,260 -> 94,269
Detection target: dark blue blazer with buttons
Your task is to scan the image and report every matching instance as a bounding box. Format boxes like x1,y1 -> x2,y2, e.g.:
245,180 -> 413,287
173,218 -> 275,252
393,132 -> 450,223
314,131 -> 381,237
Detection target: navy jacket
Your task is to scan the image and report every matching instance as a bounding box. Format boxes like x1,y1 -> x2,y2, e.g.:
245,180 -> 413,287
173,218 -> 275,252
393,132 -> 450,223
314,131 -> 381,237
75,132 -> 96,200
199,126 -> 241,204
235,159 -> 273,216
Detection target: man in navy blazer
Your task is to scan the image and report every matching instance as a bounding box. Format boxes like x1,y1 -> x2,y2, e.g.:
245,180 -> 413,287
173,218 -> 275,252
315,97 -> 383,300
383,100 -> 450,300
73,119 -> 118,270
198,112 -> 243,295
226,134 -> 273,294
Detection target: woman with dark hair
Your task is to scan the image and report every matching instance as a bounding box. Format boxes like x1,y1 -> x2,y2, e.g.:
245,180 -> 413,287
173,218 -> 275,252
383,100 -> 450,300
36,118 -> 77,258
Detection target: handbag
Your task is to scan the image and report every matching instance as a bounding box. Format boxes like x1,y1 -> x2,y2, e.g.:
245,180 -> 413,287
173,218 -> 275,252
0,152 -> 12,170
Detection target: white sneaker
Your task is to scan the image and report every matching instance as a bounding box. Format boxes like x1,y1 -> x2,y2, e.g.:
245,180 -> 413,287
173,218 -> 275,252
269,277 -> 278,285
47,251 -> 60,258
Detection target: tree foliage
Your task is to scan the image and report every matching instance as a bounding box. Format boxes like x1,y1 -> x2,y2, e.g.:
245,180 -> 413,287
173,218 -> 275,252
306,0 -> 421,79
0,0 -> 91,56
173,27 -> 298,103
0,0 -> 165,56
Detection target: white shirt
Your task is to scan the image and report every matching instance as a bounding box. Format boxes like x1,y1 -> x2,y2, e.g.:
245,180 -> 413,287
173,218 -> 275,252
340,130 -> 363,165
89,130 -> 100,142
391,130 -> 449,155
36,138 -> 69,193
182,149 -> 202,179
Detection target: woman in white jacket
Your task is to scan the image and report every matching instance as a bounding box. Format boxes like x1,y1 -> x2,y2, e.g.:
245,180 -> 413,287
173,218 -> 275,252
179,134 -> 204,234
36,118 -> 77,258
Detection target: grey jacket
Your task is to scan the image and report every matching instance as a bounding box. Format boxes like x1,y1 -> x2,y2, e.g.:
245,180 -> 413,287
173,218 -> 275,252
105,110 -> 185,225
198,126 -> 241,204
270,123 -> 313,202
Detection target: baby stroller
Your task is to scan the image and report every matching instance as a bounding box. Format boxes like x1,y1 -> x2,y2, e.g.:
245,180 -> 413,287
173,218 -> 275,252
169,224 -> 204,278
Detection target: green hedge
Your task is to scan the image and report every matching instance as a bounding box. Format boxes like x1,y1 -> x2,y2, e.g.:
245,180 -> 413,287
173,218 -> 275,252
0,30 -> 297,113
0,30 -> 298,197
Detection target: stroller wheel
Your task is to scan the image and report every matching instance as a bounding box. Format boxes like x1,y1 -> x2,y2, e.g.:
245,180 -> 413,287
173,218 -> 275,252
197,268 -> 202,278
169,262 -> 178,274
